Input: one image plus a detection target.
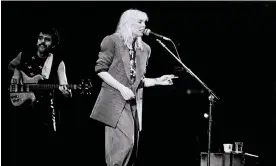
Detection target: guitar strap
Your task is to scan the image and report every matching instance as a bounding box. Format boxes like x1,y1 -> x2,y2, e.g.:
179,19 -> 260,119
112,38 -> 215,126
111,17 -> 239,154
42,54 -> 58,132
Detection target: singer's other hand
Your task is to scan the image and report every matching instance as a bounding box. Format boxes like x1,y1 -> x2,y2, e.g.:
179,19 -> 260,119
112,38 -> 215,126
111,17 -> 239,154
155,74 -> 178,86
119,85 -> 135,101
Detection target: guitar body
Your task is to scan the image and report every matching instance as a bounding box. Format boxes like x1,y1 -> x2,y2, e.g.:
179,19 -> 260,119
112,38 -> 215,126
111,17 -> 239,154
21,71 -> 44,84
10,92 -> 36,107
10,71 -> 44,106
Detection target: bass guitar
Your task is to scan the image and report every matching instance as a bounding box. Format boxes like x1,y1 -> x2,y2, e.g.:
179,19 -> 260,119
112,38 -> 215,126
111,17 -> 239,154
9,71 -> 92,106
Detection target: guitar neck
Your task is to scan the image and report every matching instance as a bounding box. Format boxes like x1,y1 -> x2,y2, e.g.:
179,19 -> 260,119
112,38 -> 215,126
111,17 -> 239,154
27,84 -> 78,90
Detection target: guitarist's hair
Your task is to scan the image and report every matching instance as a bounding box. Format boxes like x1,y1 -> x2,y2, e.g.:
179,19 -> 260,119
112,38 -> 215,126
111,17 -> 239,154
38,27 -> 60,48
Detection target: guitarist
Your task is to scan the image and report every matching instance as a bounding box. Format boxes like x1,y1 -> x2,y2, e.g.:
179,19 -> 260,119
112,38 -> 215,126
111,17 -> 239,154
8,27 -> 71,166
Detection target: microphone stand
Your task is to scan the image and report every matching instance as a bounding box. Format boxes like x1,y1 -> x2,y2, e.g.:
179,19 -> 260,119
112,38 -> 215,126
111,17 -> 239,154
156,39 -> 220,166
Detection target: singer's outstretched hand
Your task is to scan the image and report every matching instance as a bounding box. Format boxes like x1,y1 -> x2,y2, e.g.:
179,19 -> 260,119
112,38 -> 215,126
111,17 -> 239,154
155,74 -> 178,85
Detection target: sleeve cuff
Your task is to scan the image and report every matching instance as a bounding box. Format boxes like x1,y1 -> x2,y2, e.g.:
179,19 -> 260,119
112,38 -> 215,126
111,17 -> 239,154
96,68 -> 108,74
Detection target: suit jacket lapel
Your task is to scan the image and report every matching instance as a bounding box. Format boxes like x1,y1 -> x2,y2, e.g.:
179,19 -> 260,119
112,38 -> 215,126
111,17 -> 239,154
121,45 -> 131,81
120,42 -> 148,89
134,49 -> 147,91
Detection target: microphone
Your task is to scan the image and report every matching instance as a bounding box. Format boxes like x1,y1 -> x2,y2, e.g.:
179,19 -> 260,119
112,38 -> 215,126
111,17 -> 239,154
143,29 -> 171,41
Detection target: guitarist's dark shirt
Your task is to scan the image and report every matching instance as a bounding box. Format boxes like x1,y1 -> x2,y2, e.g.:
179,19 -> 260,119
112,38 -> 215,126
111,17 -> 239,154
20,49 -> 62,83
21,53 -> 48,77
19,50 -> 63,129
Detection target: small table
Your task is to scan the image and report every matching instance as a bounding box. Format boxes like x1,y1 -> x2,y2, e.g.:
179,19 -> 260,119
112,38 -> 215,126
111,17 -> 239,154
200,152 -> 245,166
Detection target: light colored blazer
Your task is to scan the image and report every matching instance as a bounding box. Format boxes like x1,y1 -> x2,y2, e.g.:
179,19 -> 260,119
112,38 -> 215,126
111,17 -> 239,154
90,33 -> 151,131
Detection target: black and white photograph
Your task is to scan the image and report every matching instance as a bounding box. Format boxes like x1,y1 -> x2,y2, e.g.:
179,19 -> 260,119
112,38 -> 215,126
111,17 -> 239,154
2,1 -> 276,166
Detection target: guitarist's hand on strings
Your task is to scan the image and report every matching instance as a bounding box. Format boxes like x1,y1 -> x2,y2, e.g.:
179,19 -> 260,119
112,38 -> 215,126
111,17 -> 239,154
59,84 -> 72,98
11,69 -> 23,84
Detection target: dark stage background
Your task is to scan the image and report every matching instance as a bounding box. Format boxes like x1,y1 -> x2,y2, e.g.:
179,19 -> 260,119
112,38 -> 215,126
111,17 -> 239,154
2,1 -> 276,166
